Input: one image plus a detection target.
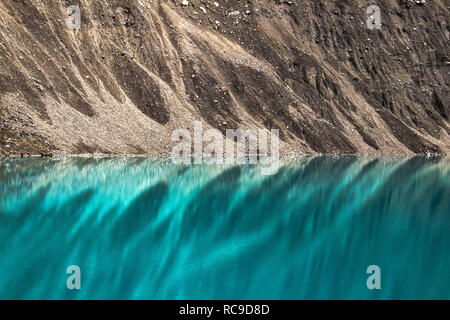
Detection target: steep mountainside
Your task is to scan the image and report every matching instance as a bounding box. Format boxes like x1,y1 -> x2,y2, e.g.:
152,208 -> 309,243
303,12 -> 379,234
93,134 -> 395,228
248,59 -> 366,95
0,0 -> 449,156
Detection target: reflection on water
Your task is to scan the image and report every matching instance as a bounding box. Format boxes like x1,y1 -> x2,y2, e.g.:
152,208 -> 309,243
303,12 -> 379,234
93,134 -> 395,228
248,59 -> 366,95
0,156 -> 449,299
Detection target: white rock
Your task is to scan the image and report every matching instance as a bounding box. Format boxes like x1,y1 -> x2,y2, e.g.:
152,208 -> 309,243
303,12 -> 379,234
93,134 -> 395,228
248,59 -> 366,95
181,0 -> 189,6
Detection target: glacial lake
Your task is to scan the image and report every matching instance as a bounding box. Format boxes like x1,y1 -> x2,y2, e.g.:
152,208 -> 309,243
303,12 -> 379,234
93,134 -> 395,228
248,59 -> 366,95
0,156 -> 449,299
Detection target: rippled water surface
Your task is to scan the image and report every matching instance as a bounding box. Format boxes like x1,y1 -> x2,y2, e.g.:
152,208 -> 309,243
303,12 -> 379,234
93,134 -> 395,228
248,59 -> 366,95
0,156 -> 449,299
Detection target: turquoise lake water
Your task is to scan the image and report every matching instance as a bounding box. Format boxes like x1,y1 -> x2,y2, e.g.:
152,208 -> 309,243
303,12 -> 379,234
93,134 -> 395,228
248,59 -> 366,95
0,156 -> 449,299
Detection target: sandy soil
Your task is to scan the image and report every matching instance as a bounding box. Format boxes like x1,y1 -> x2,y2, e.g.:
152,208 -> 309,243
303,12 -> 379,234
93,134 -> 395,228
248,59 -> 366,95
0,0 -> 448,156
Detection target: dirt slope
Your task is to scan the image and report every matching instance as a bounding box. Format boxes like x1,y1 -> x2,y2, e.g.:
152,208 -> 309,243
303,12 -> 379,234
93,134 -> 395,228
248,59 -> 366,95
0,0 -> 449,156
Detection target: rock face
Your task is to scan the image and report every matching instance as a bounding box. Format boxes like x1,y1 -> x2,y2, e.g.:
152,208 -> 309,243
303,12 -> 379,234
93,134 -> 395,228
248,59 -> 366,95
0,0 -> 448,156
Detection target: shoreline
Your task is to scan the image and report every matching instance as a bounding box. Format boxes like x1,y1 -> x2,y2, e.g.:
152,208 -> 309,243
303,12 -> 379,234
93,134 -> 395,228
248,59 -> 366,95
1,152 -> 448,159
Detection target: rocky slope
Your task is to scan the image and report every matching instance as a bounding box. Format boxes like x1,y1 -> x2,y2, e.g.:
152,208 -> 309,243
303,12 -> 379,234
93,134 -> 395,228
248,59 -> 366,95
0,0 -> 449,156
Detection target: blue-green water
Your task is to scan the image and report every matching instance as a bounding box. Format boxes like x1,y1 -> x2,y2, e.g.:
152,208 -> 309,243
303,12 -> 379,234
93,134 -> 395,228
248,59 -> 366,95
0,156 -> 449,300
